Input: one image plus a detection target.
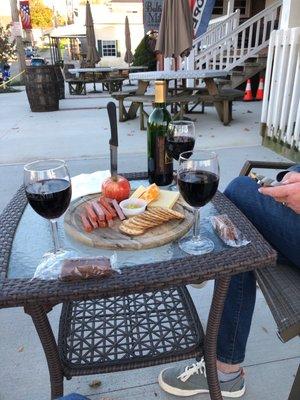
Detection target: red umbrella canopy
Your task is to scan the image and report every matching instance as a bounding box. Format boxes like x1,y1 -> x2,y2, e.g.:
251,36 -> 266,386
155,0 -> 193,58
85,1 -> 100,66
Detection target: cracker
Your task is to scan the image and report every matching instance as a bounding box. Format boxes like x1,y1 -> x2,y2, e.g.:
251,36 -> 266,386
127,219 -> 156,229
119,224 -> 144,236
153,207 -> 185,220
148,209 -> 173,221
143,210 -> 169,223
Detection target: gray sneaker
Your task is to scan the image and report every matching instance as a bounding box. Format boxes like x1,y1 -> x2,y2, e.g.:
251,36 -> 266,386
158,358 -> 245,398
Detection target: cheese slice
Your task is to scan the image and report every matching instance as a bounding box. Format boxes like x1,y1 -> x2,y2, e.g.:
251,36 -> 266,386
148,190 -> 180,209
130,185 -> 146,199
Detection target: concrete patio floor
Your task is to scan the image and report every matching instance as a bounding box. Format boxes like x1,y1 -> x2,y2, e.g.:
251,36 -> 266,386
0,85 -> 299,400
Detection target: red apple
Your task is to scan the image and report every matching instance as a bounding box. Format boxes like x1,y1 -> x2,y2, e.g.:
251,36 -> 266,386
102,175 -> 131,202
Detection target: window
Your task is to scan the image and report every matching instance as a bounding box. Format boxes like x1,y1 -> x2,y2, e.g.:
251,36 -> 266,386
234,0 -> 251,18
212,0 -> 251,18
212,0 -> 226,15
102,40 -> 117,57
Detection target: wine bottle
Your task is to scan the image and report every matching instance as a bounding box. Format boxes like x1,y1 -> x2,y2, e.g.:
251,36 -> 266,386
147,81 -> 173,186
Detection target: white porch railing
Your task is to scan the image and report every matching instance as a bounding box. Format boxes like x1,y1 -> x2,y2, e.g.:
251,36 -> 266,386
193,9 -> 240,53
261,28 -> 300,150
194,0 -> 282,71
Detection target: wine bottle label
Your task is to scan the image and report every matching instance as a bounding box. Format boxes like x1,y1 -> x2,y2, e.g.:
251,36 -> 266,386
155,136 -> 172,175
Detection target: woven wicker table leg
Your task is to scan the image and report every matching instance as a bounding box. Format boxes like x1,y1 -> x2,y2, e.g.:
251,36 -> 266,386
288,364 -> 300,400
25,304 -> 64,399
204,276 -> 231,400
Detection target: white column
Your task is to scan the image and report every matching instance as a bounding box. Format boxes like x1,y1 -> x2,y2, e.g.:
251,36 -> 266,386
280,0 -> 300,29
227,0 -> 234,15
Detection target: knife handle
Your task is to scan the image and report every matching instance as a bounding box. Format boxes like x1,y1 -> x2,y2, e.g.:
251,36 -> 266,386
107,102 -> 118,147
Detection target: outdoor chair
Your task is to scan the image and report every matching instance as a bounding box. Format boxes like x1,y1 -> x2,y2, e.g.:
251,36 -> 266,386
239,160 -> 300,400
61,64 -> 87,96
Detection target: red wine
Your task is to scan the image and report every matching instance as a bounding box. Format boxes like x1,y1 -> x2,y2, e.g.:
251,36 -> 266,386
178,171 -> 219,207
166,136 -> 195,160
26,179 -> 71,219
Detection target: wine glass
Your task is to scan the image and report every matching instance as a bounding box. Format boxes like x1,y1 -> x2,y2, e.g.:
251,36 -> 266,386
177,150 -> 219,255
166,121 -> 196,189
24,159 -> 76,277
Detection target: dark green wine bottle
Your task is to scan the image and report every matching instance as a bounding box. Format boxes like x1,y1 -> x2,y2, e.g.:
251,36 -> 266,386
147,81 -> 173,186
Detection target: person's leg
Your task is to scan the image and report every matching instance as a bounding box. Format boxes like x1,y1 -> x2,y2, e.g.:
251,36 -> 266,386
158,175 -> 300,397
217,176 -> 300,371
224,176 -> 300,267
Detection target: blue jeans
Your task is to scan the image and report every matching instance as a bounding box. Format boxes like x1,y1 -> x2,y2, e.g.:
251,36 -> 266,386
217,166 -> 300,364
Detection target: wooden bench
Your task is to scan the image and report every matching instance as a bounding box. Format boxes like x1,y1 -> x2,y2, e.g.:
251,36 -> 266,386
61,65 -> 92,96
101,77 -> 124,94
112,87 -> 243,129
239,160 -> 300,400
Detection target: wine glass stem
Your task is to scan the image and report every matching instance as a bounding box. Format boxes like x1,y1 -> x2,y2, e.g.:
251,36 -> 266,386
193,207 -> 201,240
50,220 -> 60,253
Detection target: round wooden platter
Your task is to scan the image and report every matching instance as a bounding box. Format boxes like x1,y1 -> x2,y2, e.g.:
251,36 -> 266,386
64,193 -> 194,250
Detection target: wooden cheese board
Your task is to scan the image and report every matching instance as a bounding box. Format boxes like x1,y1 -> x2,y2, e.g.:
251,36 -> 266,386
64,193 -> 194,250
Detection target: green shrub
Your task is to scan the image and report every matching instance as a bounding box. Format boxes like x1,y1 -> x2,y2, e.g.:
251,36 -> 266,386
132,34 -> 157,71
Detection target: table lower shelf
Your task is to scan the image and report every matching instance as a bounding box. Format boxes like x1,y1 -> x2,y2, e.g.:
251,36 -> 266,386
58,287 -> 204,377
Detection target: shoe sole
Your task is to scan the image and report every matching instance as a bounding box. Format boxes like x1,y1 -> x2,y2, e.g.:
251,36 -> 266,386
158,370 -> 246,398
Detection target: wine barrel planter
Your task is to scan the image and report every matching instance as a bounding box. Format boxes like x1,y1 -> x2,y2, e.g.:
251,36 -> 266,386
54,65 -> 65,99
25,66 -> 59,112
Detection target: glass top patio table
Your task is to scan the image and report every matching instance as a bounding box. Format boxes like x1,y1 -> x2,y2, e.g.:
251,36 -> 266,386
0,173 -> 277,400
0,173 -> 276,308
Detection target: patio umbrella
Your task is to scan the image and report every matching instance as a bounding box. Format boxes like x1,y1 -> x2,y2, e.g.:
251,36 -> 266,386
85,1 -> 100,66
155,0 -> 193,58
124,16 -> 133,65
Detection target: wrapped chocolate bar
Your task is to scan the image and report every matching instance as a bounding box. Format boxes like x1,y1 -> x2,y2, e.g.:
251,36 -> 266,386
60,257 -> 115,282
211,214 -> 250,247
32,254 -> 119,281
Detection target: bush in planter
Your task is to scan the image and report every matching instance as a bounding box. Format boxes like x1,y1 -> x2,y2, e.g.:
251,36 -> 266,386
132,31 -> 157,71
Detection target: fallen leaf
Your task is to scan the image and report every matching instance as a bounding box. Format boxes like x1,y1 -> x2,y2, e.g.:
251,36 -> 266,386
17,345 -> 24,352
244,128 -> 250,132
89,379 -> 101,388
261,326 -> 269,334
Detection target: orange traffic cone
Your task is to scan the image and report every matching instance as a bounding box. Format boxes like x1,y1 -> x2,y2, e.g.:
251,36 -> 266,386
243,79 -> 253,101
256,77 -> 264,101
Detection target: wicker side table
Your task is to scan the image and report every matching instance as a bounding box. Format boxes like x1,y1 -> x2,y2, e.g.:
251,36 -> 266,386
0,173 -> 277,400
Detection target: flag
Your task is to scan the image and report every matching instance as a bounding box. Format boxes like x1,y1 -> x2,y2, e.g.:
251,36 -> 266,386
190,0 -> 216,38
19,1 -> 32,30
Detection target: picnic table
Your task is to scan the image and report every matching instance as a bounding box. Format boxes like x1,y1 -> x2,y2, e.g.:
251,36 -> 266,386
68,67 -> 124,93
124,69 -> 241,126
0,174 -> 276,400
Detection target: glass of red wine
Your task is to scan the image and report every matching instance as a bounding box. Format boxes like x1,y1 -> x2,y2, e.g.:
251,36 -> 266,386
166,121 -> 195,189
177,150 -> 219,255
24,159 -> 75,277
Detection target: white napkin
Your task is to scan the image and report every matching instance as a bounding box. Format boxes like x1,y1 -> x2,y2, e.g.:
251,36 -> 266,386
71,170 -> 111,201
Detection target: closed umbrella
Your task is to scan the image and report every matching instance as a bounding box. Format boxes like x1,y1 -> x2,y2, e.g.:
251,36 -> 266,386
155,0 -> 193,58
85,1 -> 100,67
124,16 -> 133,66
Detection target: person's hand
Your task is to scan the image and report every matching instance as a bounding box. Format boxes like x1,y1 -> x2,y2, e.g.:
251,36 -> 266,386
258,173 -> 300,214
282,171 -> 300,184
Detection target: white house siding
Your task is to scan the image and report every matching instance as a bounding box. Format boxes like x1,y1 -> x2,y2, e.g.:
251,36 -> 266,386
76,1 -> 144,67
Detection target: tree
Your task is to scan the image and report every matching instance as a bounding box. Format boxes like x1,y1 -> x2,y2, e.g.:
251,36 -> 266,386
132,32 -> 157,71
0,24 -> 16,65
30,0 -> 53,28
